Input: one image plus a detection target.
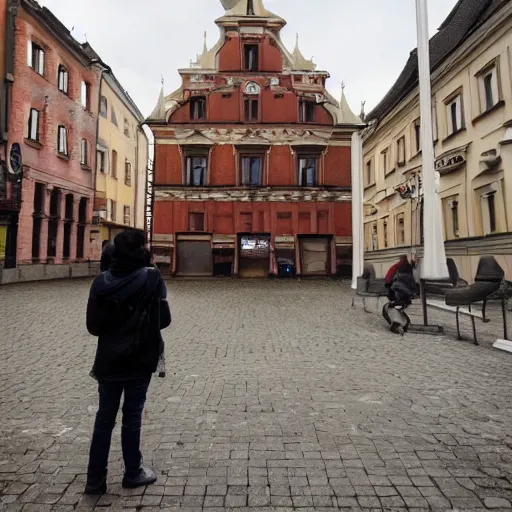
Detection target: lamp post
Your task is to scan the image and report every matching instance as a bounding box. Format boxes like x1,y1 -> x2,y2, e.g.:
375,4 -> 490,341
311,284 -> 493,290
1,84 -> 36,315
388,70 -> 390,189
351,131 -> 364,290
415,0 -> 449,324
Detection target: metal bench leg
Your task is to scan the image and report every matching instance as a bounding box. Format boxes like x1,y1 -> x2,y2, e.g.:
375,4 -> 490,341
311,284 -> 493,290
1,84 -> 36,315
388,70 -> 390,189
502,299 -> 509,341
456,307 -> 462,340
469,304 -> 478,345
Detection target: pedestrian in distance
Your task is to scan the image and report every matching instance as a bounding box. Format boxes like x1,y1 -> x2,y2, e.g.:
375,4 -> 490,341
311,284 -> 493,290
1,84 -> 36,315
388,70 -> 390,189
85,229 -> 171,495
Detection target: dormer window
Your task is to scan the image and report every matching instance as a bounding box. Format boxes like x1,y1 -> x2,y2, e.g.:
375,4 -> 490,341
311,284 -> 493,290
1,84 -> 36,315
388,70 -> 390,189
190,97 -> 206,120
244,44 -> 259,72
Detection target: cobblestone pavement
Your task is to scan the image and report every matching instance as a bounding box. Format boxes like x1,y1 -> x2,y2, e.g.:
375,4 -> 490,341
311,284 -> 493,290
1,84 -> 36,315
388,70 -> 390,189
1,278 -> 512,512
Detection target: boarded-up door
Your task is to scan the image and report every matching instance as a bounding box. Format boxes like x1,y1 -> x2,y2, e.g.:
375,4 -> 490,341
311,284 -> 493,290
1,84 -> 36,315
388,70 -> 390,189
300,238 -> 329,276
177,241 -> 213,276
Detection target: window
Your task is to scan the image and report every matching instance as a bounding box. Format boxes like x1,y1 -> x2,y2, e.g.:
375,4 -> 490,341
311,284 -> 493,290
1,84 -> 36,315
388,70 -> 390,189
241,156 -> 263,186
446,93 -> 464,135
244,44 -> 259,72
432,104 -> 438,141
107,199 -> 116,222
487,193 -> 497,234
396,137 -> 406,166
381,148 -> 390,175
189,212 -> 205,232
244,97 -> 259,121
28,43 -> 44,75
124,119 -> 130,137
247,0 -> 255,15
77,198 -> 87,259
125,160 -> 132,186
446,199 -> 460,238
57,126 -> 68,156
80,82 -> 90,110
190,97 -> 206,120
299,100 -> 315,123
80,139 -> 88,166
365,159 -> 374,186
111,150 -> 118,178
32,183 -> 45,260
97,150 -> 105,173
111,108 -> 118,126
478,62 -> 500,113
100,96 -> 108,118
124,206 -> 131,226
371,222 -> 378,251
58,65 -> 69,94
396,214 -> 405,246
186,156 -> 207,186
298,157 -> 317,187
414,118 -> 421,153
28,108 -> 40,142
383,217 -> 389,248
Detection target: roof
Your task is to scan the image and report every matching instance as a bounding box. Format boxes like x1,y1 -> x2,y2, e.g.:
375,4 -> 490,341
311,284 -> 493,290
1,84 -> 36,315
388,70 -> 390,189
367,0 -> 508,122
216,0 -> 285,25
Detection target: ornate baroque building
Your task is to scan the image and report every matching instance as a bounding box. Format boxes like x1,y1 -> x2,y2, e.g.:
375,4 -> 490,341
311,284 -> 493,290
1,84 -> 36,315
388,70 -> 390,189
146,0 -> 362,278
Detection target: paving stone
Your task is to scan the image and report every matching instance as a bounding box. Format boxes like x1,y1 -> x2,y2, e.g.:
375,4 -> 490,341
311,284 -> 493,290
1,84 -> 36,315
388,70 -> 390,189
484,497 -> 512,508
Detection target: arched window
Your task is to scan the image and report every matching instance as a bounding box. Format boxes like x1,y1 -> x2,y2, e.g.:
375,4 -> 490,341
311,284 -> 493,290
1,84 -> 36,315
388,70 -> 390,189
244,81 -> 260,95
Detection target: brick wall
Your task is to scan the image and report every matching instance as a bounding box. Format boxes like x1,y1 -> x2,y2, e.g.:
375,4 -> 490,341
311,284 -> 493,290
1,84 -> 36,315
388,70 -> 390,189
12,9 -> 101,264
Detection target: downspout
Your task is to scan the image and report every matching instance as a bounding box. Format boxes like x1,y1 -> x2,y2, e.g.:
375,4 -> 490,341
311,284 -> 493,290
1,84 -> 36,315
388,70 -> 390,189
91,59 -> 111,257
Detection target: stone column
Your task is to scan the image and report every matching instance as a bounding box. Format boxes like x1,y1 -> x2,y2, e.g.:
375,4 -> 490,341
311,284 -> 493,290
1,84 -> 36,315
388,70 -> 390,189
69,197 -> 80,262
39,185 -> 51,262
55,192 -> 66,264
17,178 -> 35,264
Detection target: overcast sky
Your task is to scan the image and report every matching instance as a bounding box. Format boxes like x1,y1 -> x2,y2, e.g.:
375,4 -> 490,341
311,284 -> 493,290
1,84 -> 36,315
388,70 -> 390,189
40,0 -> 457,119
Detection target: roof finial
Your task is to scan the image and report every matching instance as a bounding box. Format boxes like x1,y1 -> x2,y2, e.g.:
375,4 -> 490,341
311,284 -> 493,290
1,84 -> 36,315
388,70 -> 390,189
161,75 -> 164,86
295,33 -> 299,50
341,82 -> 345,93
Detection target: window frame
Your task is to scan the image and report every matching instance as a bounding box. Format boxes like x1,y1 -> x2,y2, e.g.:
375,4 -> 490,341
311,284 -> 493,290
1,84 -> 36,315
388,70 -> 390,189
240,153 -> 264,186
100,96 -> 108,118
190,97 -> 206,121
124,160 -> 132,186
444,89 -> 465,137
413,118 -> 421,154
476,58 -> 501,115
28,108 -> 40,142
188,212 -> 205,232
243,44 -> 259,72
111,150 -> 118,179
395,213 -> 406,246
80,139 -> 88,166
244,97 -> 259,122
123,119 -> 130,137
80,81 -> 90,110
28,42 -> 45,75
365,158 -> 375,187
97,150 -> 106,173
58,65 -> 69,94
123,205 -> 131,226
382,216 -> 389,249
297,155 -> 318,187
185,154 -> 208,187
57,125 -> 68,156
396,136 -> 406,167
299,100 -> 316,123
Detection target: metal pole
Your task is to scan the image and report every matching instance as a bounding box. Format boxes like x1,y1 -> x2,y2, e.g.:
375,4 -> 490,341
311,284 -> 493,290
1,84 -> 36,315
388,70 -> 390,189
415,0 -> 449,281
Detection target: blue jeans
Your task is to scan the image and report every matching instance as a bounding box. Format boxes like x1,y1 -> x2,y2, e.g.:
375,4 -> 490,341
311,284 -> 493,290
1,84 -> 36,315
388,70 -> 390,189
87,377 -> 151,483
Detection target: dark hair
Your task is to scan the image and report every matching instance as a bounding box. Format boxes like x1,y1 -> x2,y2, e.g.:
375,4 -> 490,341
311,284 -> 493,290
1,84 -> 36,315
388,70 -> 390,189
112,230 -> 146,273
102,240 -> 110,248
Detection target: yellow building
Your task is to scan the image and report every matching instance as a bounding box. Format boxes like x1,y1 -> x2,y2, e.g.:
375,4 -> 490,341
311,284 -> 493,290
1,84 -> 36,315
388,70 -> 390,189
362,0 -> 512,283
92,72 -> 148,257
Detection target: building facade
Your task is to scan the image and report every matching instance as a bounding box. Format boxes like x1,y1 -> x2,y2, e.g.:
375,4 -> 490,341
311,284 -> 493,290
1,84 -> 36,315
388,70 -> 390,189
362,0 -> 512,283
147,0 -> 361,278
0,0 -> 102,282
91,71 -> 148,259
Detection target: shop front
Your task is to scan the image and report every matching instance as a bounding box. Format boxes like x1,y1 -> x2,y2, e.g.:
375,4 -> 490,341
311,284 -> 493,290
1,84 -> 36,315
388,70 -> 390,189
274,235 -> 296,277
176,234 -> 213,277
237,234 -> 271,278
299,236 -> 331,276
213,235 -> 235,276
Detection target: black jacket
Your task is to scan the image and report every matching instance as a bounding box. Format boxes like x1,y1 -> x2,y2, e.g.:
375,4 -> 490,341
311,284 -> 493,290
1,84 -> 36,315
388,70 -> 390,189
87,267 -> 171,381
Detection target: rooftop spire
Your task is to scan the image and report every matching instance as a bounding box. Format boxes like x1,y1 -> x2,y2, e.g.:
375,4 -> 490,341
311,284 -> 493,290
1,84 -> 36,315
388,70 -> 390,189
338,84 -> 363,125
149,81 -> 166,120
203,31 -> 208,54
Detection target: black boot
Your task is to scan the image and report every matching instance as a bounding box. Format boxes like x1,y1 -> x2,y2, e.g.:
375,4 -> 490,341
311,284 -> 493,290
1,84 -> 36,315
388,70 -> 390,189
84,478 -> 107,495
122,466 -> 157,489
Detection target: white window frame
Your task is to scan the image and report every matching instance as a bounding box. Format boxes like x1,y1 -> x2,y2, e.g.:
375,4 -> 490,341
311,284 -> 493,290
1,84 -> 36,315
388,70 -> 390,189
477,61 -> 500,114
28,42 -> 45,75
80,82 -> 89,109
396,136 -> 406,166
28,108 -> 40,141
124,205 -> 131,226
57,126 -> 68,156
58,65 -> 69,94
446,93 -> 464,135
80,139 -> 88,166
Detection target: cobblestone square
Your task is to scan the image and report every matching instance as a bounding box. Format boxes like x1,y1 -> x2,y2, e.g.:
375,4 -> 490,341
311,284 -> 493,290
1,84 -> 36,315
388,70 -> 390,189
1,279 -> 512,511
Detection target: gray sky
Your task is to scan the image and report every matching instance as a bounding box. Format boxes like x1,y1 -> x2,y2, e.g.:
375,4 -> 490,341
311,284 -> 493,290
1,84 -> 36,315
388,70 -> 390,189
40,0 -> 456,119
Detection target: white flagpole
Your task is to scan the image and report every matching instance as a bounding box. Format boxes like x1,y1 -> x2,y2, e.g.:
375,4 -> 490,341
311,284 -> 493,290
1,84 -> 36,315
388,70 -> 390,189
351,131 -> 364,289
416,0 -> 449,280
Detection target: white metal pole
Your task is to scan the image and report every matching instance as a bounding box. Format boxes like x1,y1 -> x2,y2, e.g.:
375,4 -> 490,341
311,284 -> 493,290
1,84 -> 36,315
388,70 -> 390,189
351,131 -> 364,289
416,0 -> 449,280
